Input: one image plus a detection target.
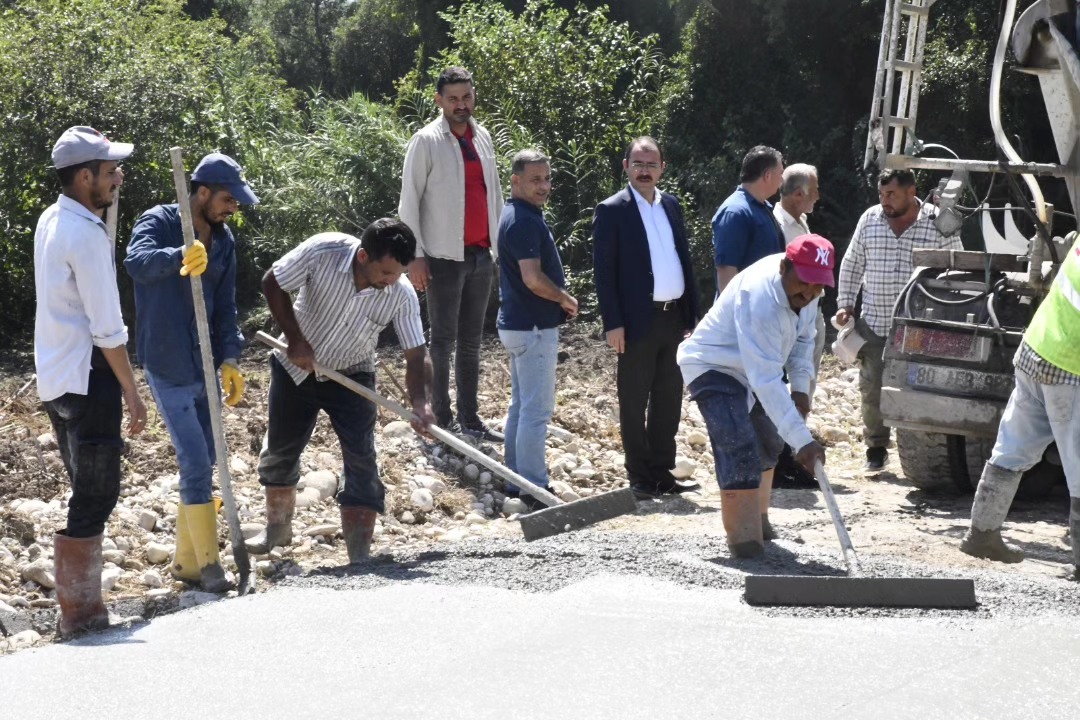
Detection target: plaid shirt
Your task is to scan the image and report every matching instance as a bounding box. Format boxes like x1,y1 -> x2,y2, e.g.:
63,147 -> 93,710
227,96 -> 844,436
1014,339 -> 1080,385
837,202 -> 962,336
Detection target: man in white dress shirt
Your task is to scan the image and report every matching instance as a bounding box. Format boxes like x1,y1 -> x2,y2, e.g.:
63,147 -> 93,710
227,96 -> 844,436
34,126 -> 147,637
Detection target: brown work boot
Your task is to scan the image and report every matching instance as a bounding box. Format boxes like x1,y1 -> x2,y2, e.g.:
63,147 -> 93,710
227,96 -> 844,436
721,489 -> 764,558
1066,497 -> 1080,581
960,529 -> 1024,563
53,532 -> 110,638
340,505 -> 378,564
246,485 -> 296,554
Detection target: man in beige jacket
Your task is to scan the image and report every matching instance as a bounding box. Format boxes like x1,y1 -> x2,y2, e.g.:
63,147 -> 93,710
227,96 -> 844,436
399,66 -> 505,441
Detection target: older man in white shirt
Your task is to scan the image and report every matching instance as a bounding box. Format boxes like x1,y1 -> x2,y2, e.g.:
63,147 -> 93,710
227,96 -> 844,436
34,126 -> 147,637
678,236 -> 832,557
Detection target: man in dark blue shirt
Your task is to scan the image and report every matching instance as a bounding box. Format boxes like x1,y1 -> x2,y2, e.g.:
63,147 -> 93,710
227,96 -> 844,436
712,145 -> 786,295
125,153 -> 256,593
497,149 -> 577,509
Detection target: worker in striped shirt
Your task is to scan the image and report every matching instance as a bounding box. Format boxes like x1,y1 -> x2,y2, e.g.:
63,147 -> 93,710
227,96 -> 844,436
835,169 -> 963,471
251,218 -> 435,564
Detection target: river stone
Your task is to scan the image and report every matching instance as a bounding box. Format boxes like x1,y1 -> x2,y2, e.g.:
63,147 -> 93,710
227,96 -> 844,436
414,475 -> 448,495
502,498 -> 527,516
303,470 -> 339,500
19,559 -> 55,589
382,421 -> 413,438
687,430 -> 709,447
672,457 -> 698,479
410,488 -> 434,512
144,543 -> 172,564
138,509 -> 159,531
100,566 -> 123,591
294,487 -> 323,508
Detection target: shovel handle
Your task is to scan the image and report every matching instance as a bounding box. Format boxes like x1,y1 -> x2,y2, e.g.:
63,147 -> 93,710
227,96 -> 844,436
814,460 -> 862,576
254,331 -> 564,508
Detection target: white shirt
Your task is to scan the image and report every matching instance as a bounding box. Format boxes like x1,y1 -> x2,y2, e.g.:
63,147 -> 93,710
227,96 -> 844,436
34,194 -> 128,402
630,185 -> 685,302
270,233 -> 426,385
773,202 -> 810,246
677,253 -> 818,452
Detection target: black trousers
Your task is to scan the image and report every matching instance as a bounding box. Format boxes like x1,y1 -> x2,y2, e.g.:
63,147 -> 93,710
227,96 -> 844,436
43,348 -> 123,538
616,307 -> 685,487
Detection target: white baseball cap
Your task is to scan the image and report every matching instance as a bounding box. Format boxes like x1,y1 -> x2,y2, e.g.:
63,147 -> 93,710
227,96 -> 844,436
51,126 -> 133,169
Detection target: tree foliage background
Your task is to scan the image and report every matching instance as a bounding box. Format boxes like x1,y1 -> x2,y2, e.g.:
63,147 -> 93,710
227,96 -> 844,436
0,0 -> 1063,345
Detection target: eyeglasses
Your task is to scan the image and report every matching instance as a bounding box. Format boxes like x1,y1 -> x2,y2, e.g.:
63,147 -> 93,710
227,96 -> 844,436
629,161 -> 661,172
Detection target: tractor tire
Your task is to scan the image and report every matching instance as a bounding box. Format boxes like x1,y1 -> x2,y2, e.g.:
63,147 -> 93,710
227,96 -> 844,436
896,429 -> 965,494
958,436 -> 1060,500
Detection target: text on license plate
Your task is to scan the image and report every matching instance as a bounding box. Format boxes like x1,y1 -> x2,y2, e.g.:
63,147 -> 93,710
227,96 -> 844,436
906,363 -> 1014,399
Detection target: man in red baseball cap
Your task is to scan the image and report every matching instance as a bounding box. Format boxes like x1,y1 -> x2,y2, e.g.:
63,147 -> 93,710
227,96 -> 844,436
677,235 -> 832,557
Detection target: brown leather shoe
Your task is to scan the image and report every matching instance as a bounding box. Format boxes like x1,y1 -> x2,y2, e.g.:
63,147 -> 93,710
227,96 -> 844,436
54,532 -> 110,638
340,506 -> 379,564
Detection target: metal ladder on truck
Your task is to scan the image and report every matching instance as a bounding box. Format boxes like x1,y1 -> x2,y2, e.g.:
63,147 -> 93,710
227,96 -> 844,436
864,0 -> 936,172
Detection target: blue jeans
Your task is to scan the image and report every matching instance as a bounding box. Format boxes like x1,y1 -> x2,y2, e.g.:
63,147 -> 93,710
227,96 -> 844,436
499,327 -> 558,491
257,355 -> 383,512
990,367 -> 1080,497
144,369 -> 216,505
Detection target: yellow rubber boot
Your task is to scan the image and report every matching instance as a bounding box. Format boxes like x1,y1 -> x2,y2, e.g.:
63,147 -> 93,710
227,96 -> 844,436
185,502 -> 236,593
170,504 -> 200,582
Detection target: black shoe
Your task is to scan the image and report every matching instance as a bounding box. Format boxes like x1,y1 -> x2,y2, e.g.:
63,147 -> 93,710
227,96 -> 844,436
507,490 -> 551,513
630,482 -> 665,501
865,447 -> 888,471
660,478 -> 701,494
773,445 -> 818,489
459,421 -> 504,443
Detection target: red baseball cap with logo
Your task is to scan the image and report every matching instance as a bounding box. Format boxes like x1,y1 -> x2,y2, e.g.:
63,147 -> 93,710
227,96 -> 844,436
786,234 -> 835,287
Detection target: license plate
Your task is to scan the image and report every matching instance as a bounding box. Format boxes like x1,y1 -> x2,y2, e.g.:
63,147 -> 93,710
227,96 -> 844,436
906,363 -> 1014,399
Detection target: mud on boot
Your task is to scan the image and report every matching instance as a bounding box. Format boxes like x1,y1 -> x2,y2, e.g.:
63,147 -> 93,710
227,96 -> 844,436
761,514 -> 777,542
246,485 -> 296,554
340,505 -> 379,564
54,532 -> 110,639
960,528 -> 1024,564
721,489 -> 764,558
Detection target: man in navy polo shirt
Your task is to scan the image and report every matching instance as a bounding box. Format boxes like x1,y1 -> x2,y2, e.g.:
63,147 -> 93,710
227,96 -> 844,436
496,149 -> 577,510
712,146 -> 786,295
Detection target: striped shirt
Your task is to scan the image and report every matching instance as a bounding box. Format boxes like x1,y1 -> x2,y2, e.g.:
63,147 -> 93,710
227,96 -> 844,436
270,232 -> 426,385
1014,339 -> 1080,385
837,202 -> 963,336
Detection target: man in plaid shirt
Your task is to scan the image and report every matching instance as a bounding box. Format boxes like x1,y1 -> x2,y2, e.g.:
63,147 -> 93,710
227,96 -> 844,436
834,169 -> 962,470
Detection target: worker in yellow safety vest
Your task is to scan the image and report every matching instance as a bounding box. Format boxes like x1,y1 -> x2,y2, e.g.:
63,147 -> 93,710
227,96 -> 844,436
961,234 -> 1080,579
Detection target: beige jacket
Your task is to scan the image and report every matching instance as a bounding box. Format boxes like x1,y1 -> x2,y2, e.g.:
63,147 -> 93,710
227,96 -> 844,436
398,115 -> 504,260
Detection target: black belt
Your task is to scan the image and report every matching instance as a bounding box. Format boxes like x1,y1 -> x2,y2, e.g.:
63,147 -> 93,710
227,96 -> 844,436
653,299 -> 679,311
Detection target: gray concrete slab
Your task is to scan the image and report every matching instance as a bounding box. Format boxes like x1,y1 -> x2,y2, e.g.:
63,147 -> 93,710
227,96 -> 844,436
2,575 -> 1078,719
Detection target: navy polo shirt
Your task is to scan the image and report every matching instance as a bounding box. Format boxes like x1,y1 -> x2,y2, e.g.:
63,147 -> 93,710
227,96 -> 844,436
497,198 -> 567,331
711,187 -> 784,271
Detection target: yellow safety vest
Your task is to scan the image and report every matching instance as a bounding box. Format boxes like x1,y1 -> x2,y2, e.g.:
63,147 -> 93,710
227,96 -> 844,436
1025,236 -> 1080,376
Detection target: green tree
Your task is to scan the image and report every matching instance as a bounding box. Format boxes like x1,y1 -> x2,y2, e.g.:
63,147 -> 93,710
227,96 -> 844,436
0,0 -> 297,341
248,0 -> 348,92
331,0 -> 422,100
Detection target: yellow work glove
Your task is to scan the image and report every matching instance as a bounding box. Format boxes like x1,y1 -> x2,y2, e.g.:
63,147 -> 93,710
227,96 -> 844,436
220,362 -> 244,406
180,240 -> 208,277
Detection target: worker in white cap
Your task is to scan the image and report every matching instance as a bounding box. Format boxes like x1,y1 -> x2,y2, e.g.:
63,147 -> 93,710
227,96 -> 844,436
34,126 -> 147,637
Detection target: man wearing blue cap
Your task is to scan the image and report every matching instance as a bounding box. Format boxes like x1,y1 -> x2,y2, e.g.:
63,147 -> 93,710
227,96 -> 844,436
124,152 -> 258,592
36,125 -> 147,637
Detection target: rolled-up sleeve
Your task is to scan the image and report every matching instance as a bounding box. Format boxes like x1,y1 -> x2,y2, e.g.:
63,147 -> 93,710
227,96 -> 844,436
393,281 -> 426,351
735,289 -> 814,451
72,243 -> 128,349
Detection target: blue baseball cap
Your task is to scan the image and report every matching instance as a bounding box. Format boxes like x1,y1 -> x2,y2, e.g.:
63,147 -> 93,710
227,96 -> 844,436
52,126 -> 133,169
191,152 -> 259,205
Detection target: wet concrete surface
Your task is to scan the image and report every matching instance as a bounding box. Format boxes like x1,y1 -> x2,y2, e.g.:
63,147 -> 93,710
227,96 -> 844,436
3,529 -> 1079,718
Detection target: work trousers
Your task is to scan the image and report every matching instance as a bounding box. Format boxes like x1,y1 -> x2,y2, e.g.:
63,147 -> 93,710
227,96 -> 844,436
257,356 -> 384,513
855,318 -> 890,450
989,366 -> 1080,497
43,348 -> 123,538
616,307 -> 685,486
426,247 -> 493,428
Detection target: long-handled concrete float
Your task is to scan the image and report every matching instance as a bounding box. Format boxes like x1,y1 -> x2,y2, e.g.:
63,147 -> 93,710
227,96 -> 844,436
256,332 -> 637,540
744,461 -> 977,609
